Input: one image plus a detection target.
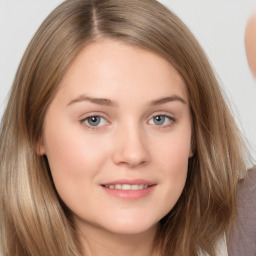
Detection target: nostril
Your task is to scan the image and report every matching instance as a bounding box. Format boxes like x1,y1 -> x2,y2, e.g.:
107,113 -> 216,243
111,130 -> 150,166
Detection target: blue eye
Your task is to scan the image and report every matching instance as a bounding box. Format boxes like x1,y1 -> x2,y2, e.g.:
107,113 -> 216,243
148,115 -> 173,126
83,116 -> 108,127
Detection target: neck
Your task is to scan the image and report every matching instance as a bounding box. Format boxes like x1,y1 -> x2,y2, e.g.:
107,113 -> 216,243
76,222 -> 159,256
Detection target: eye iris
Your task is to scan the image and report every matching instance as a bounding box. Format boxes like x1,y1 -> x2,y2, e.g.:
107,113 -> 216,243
154,115 -> 165,125
88,116 -> 101,126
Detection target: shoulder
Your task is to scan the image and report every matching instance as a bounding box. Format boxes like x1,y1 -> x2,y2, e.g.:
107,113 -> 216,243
227,167 -> 256,256
236,168 -> 256,210
239,167 -> 256,188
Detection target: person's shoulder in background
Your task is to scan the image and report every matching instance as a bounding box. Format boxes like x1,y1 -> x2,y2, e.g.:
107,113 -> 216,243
227,167 -> 256,256
245,10 -> 256,79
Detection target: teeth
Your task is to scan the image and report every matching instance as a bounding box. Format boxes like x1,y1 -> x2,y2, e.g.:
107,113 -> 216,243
122,184 -> 131,190
131,184 -> 139,190
115,184 -> 122,189
138,184 -> 144,189
104,184 -> 150,190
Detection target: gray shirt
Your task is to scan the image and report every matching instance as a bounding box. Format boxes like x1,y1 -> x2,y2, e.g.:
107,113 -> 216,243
228,168 -> 256,256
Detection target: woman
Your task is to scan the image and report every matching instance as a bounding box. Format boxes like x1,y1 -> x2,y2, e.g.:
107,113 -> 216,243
0,0 -> 248,255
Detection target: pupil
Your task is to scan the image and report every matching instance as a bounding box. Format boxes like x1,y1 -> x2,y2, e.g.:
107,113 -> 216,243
154,115 -> 165,125
91,117 -> 98,122
88,116 -> 100,126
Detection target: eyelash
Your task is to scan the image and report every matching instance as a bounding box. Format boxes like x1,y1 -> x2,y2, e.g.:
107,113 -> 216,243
80,114 -> 176,130
148,115 -> 175,128
80,115 -> 110,130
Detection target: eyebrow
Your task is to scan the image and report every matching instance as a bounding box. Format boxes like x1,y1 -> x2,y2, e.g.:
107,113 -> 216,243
67,96 -> 117,107
67,95 -> 187,107
150,96 -> 187,105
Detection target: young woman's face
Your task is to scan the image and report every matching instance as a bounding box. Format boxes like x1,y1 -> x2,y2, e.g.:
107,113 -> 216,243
39,40 -> 193,236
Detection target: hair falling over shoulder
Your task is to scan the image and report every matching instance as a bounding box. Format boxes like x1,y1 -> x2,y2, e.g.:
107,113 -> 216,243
0,0 -> 250,255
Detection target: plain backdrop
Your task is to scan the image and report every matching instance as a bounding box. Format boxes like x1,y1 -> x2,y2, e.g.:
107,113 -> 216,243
0,0 -> 256,159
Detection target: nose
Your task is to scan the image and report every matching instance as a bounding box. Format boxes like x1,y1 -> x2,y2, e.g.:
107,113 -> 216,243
112,124 -> 150,167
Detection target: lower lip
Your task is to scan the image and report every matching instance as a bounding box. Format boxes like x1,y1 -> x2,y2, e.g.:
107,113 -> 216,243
101,185 -> 156,200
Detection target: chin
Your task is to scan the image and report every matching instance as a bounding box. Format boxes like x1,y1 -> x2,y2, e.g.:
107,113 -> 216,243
98,214 -> 160,236
105,224 -> 158,236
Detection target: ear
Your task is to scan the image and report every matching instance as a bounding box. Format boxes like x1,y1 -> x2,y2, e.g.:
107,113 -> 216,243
189,149 -> 193,158
189,135 -> 196,158
36,137 -> 46,156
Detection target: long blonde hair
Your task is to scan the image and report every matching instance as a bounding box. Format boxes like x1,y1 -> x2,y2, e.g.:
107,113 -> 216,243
0,0 -> 248,255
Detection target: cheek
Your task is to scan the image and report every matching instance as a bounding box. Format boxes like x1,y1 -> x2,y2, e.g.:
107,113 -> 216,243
155,124 -> 192,171
160,143 -> 189,191
158,155 -> 188,217
44,120 -> 108,173
45,132 -> 88,176
43,122 -> 109,204
152,127 -> 191,211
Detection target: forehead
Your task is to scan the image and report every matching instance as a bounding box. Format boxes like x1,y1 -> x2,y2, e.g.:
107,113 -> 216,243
57,39 -> 188,103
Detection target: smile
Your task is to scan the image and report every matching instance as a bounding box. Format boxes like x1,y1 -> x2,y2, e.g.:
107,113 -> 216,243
102,184 -> 150,190
101,180 -> 156,199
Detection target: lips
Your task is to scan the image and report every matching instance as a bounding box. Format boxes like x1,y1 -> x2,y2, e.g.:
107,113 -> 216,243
102,184 -> 151,190
101,179 -> 156,199
101,179 -> 155,189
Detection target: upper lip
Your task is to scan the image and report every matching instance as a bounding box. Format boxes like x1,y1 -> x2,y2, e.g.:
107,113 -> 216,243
101,179 -> 156,186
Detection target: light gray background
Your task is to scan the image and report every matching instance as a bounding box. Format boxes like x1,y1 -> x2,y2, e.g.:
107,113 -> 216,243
1,0 -> 256,159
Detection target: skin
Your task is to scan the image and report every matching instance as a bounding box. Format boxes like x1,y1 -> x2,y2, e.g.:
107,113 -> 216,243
39,40 -> 193,256
245,10 -> 256,78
